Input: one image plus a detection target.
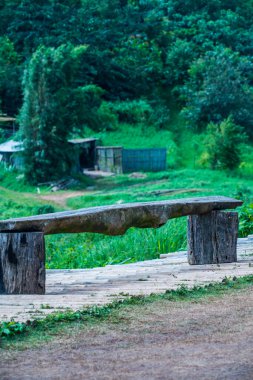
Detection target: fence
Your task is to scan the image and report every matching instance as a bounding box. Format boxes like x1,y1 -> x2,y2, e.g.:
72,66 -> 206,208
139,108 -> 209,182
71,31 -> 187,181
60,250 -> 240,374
122,148 -> 166,173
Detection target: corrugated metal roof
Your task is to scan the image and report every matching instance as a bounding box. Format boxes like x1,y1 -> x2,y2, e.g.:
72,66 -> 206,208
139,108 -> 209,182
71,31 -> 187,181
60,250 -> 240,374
0,116 -> 16,122
0,140 -> 23,153
0,138 -> 98,152
68,138 -> 98,144
96,146 -> 122,149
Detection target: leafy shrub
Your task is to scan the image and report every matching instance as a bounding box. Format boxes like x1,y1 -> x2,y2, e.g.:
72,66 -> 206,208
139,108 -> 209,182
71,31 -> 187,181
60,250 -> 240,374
203,117 -> 246,170
238,205 -> 253,237
182,48 -> 253,134
33,204 -> 56,215
0,321 -> 27,337
149,103 -> 170,129
108,99 -> 153,124
233,185 -> 251,201
95,99 -> 170,130
96,101 -> 118,131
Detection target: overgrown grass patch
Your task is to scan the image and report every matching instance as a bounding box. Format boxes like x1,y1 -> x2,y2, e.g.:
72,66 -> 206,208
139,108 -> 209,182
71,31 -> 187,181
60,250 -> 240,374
86,124 -> 179,168
1,165 -> 253,269
46,219 -> 187,269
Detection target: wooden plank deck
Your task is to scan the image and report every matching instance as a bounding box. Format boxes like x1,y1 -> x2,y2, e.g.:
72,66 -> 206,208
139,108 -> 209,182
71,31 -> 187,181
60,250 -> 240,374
0,238 -> 252,322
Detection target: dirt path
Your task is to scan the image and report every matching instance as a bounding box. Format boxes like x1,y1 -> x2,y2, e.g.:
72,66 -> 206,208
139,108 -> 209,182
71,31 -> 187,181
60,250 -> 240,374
39,191 -> 88,207
38,186 -> 207,208
1,288 -> 253,380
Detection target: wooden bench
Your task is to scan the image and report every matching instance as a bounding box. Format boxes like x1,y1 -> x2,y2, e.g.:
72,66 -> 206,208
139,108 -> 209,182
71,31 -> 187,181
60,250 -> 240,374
0,196 -> 242,294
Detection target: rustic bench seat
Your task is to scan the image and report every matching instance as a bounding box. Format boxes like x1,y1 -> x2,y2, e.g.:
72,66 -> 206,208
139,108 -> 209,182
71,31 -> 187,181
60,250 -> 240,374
0,196 -> 242,294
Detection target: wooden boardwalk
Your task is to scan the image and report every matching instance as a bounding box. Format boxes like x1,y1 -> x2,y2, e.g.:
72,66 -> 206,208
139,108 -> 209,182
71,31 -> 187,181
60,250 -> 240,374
1,238 -> 253,322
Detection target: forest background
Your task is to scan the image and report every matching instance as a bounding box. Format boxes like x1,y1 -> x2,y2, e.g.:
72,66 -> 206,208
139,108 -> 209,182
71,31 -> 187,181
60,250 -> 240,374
1,0 -> 253,268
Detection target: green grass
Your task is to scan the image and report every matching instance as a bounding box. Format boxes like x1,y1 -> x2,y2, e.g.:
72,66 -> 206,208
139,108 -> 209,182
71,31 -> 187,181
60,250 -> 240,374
68,168 -> 253,209
1,275 -> 253,350
0,164 -> 61,219
46,167 -> 253,270
0,165 -> 36,193
0,165 -> 40,218
46,219 -> 187,269
85,123 -> 180,167
85,122 -> 253,173
1,163 -> 253,269
1,139 -> 253,270
0,186 -> 51,220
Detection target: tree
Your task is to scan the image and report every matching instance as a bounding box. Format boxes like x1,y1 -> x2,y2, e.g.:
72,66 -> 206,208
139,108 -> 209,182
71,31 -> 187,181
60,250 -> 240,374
20,44 -> 105,184
182,48 -> 253,135
204,117 -> 246,170
0,36 -> 21,115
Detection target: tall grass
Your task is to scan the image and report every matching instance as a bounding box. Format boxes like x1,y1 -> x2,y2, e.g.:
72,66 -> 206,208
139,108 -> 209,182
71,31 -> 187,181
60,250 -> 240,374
85,123 -> 180,168
1,160 -> 253,270
0,164 -> 58,219
46,218 -> 187,269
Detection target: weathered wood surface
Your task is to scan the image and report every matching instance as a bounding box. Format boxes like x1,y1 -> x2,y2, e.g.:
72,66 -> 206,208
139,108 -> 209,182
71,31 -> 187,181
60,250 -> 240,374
0,238 -> 252,323
0,196 -> 242,235
0,232 -> 45,294
188,211 -> 238,265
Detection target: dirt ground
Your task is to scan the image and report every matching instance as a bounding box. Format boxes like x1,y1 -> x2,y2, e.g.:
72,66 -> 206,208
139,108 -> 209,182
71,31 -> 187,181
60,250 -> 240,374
39,191 -> 86,207
1,288 -> 253,380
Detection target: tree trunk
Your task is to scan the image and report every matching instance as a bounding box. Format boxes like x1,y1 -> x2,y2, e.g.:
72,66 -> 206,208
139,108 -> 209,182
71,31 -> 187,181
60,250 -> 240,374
187,211 -> 238,265
0,232 -> 45,294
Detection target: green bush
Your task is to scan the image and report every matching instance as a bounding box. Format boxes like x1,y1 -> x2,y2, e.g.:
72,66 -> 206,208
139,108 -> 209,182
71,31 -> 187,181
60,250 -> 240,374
33,204 -> 56,215
203,117 -> 246,170
239,205 -> 253,237
182,48 -> 253,134
105,100 -> 170,129
107,99 -> 153,124
0,321 -> 27,337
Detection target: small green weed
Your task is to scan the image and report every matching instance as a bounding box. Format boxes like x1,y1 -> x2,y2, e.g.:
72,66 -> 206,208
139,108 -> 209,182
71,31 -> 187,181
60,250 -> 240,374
0,321 -> 27,337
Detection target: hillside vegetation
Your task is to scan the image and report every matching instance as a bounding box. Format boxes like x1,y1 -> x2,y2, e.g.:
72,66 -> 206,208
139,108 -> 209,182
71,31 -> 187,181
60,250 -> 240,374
0,0 -> 253,181
1,164 -> 253,269
0,1 -> 253,269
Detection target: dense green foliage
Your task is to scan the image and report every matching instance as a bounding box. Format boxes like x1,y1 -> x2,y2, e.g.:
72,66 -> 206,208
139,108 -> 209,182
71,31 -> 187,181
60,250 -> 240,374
181,49 -> 253,133
1,0 -> 253,180
20,44 -> 107,182
0,2 -> 253,270
0,36 -> 21,114
203,117 -> 246,170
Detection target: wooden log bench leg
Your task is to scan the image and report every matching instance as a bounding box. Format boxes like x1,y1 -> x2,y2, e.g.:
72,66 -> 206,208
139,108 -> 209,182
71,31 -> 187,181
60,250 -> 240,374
187,211 -> 238,265
0,232 -> 45,294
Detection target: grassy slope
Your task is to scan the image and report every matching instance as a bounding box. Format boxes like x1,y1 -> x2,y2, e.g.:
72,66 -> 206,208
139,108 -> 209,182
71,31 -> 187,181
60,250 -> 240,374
46,168 -> 253,269
1,120 -> 253,269
0,166 -> 64,219
86,124 -> 179,167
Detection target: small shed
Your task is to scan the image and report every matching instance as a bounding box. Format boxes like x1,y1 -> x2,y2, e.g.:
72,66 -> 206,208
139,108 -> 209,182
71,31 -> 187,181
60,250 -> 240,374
68,138 -> 99,172
96,147 -> 167,174
122,148 -> 167,173
0,116 -> 17,138
96,146 -> 123,174
0,140 -> 24,169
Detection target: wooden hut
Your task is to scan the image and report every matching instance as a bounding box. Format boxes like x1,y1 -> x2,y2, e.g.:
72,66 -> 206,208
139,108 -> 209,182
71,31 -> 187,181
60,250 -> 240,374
96,146 -> 123,174
0,116 -> 17,138
68,138 -> 99,172
0,140 -> 24,169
